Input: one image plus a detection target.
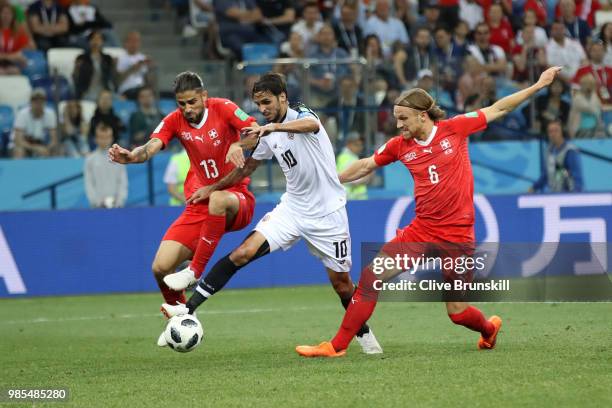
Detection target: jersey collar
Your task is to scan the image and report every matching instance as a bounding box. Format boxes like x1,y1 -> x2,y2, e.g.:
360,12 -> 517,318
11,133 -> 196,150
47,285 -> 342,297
188,108 -> 209,129
414,125 -> 438,146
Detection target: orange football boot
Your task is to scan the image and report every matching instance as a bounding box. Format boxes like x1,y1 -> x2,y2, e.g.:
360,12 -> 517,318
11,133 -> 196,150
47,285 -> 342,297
295,342 -> 346,357
478,315 -> 502,350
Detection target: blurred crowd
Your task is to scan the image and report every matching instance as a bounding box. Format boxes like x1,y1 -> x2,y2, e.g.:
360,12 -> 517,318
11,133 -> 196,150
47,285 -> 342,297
1,0 -> 611,201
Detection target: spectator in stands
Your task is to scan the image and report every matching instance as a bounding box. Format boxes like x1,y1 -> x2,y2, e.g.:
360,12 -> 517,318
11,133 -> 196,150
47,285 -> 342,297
530,120 -> 583,193
277,31 -> 305,99
0,3 -> 33,75
464,74 -> 496,112
163,148 -> 190,206
418,1 -> 442,33
332,0 -> 368,30
572,41 -> 612,105
516,8 -> 548,48
523,77 -> 570,133
433,26 -> 466,97
88,89 -> 123,147
559,0 -> 591,46
67,0 -> 118,48
467,22 -> 507,78
546,20 -> 587,83
569,73 -> 604,138
84,121 -> 128,208
256,0 -> 295,43
416,68 -> 453,107
129,87 -> 163,148
456,55 -> 486,111
214,0 -> 264,60
325,76 -> 365,138
73,30 -> 116,101
452,19 -> 470,50
511,25 -> 547,86
333,2 -> 363,57
363,33 -> 396,88
393,26 -> 433,89
364,0 -> 409,57
116,31 -> 154,100
26,0 -> 69,52
336,132 -> 371,200
11,88 -> 58,158
599,22 -> 612,66
486,3 -> 513,54
0,0 -> 26,25
458,0 -> 483,31
290,1 -> 322,51
392,0 -> 417,34
61,99 -> 89,157
523,0 -> 547,27
307,23 -> 350,107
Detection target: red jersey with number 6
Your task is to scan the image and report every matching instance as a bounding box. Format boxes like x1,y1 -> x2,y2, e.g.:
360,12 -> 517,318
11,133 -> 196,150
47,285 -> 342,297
374,110 -> 487,233
151,98 -> 256,200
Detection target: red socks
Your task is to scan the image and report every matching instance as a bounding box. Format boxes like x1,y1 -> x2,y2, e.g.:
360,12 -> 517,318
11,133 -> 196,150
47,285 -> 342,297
156,279 -> 186,305
449,306 -> 495,337
190,213 -> 226,278
331,267 -> 379,351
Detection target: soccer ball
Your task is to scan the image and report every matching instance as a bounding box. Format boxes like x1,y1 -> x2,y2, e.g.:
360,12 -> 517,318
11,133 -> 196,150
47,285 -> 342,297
163,315 -> 204,353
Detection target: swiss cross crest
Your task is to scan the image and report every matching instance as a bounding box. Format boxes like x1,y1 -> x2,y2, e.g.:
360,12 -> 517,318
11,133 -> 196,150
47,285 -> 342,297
440,138 -> 451,150
208,128 -> 218,139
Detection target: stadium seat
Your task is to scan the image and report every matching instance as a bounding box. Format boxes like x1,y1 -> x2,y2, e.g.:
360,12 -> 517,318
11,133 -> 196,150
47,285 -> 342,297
0,75 -> 32,112
30,76 -> 73,102
113,99 -> 138,125
58,100 -> 97,124
47,48 -> 83,84
159,98 -> 176,115
103,47 -> 127,60
22,50 -> 48,80
0,105 -> 14,156
241,43 -> 278,74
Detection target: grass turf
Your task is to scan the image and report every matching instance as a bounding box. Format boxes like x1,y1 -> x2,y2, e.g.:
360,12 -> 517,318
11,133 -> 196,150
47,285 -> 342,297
0,286 -> 611,407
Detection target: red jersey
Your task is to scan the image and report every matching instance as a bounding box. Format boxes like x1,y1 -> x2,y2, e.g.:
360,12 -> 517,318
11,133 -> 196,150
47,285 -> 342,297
151,98 -> 256,199
572,64 -> 612,104
374,110 -> 487,230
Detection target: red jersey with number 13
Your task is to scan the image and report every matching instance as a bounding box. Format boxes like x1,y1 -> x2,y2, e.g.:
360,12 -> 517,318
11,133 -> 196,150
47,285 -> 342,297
374,110 -> 487,231
151,98 -> 256,199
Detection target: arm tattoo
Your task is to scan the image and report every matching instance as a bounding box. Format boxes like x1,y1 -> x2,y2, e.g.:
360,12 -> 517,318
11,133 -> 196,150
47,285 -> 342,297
209,158 -> 260,193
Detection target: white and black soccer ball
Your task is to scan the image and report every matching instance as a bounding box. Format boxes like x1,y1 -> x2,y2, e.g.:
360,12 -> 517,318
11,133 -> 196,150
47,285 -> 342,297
164,315 -> 204,353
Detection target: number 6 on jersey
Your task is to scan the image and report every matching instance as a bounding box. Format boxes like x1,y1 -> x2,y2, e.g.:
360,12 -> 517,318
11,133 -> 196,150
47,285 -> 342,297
428,164 -> 439,184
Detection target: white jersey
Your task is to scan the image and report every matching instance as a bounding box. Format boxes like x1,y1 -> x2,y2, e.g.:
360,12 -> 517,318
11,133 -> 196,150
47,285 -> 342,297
251,105 -> 346,218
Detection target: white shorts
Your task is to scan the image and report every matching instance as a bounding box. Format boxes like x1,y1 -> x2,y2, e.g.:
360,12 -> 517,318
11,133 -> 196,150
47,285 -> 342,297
254,202 -> 352,273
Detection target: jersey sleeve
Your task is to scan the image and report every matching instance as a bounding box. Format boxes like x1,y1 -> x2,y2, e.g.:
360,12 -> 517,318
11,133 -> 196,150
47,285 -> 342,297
216,99 -> 256,131
251,137 -> 274,161
448,110 -> 488,139
373,137 -> 401,166
150,110 -> 179,147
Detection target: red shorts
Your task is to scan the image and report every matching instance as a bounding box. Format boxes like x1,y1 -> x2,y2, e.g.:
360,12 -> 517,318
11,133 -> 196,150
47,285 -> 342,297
162,186 -> 255,252
384,218 -> 475,282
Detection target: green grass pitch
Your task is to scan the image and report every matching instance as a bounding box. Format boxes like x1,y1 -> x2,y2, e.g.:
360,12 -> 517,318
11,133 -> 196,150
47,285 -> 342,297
1,286 -> 611,407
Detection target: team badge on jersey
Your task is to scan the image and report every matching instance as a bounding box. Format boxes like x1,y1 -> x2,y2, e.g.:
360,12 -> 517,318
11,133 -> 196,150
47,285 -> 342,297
288,133 -> 294,140
440,138 -> 451,150
208,129 -> 218,139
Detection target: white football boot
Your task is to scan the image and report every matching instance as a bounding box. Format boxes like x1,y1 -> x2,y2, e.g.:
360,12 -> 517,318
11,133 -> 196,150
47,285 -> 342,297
161,302 -> 190,318
163,266 -> 197,291
356,330 -> 383,354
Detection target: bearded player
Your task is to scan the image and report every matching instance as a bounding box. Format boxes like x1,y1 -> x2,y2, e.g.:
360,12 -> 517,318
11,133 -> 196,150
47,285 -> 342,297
108,72 -> 258,346
296,66 -> 563,357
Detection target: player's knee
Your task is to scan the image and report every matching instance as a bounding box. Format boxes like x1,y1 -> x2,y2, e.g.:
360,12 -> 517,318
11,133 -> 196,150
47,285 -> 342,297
151,260 -> 171,279
331,278 -> 354,299
229,244 -> 256,266
208,191 -> 230,214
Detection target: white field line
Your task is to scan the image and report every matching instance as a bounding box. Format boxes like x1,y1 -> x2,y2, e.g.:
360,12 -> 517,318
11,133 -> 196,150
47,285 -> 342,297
0,305 -> 336,325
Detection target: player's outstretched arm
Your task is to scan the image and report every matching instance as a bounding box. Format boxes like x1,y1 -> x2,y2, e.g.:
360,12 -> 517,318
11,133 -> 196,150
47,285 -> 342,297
339,156 -> 379,184
242,117 -> 319,138
187,157 -> 262,204
481,66 -> 562,123
108,138 -> 163,164
226,134 -> 260,169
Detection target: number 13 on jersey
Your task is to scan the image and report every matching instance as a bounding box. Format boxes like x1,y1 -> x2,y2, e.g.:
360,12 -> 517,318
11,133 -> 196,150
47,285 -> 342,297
200,159 -> 219,179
